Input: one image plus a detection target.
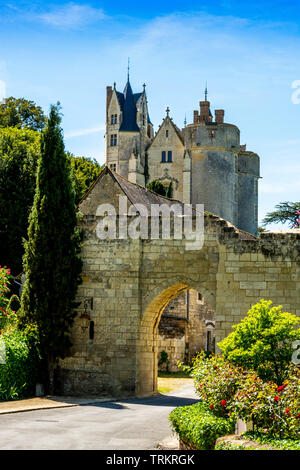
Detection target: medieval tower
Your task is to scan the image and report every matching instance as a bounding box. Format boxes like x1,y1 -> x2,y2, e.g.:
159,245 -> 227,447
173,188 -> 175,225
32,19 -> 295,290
105,75 -> 260,236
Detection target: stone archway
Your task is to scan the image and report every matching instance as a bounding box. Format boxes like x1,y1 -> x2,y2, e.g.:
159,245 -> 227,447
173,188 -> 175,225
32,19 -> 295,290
136,281 -> 216,396
57,169 -> 300,397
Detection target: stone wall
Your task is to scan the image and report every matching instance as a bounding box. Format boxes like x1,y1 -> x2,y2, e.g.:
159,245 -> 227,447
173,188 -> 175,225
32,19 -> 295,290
147,116 -> 184,200
58,171 -> 300,397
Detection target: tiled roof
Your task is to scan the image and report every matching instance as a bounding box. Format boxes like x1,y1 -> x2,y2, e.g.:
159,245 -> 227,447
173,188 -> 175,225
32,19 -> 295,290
79,167 -> 258,242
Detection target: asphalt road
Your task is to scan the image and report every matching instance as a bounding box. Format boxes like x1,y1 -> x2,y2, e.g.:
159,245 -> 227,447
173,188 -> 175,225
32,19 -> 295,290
0,383 -> 198,450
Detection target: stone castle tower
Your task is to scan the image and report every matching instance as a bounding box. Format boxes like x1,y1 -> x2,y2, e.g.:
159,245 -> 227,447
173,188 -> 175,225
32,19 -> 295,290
105,76 -> 260,235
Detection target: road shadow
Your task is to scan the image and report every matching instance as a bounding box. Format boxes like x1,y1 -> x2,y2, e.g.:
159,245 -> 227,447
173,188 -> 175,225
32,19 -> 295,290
83,393 -> 199,409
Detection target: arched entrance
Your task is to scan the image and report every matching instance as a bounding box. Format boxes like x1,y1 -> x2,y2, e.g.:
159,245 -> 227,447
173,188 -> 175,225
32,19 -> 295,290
136,282 -> 215,396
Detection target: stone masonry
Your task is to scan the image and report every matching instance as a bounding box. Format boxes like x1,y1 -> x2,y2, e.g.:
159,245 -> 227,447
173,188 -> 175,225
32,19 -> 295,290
57,168 -> 300,397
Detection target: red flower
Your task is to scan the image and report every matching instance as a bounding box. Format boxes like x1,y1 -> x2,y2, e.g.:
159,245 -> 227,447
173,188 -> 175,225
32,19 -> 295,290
210,404 -> 214,410
213,366 -> 217,370
276,385 -> 287,392
221,400 -> 227,406
285,408 -> 290,414
274,396 -> 280,402
295,414 -> 300,420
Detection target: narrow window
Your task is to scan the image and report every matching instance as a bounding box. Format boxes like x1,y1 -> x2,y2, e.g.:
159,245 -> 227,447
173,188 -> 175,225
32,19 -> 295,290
161,151 -> 166,162
111,114 -> 117,125
89,321 -> 95,340
166,130 -> 169,139
110,163 -> 116,171
167,151 -> 172,162
110,134 -> 117,146
198,293 -> 202,301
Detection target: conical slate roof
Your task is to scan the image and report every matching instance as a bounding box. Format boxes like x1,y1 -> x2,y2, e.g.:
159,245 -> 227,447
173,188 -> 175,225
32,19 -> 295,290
119,80 -> 140,132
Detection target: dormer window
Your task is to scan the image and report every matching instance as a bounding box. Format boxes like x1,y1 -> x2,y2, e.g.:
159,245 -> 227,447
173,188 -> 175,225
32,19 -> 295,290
111,114 -> 117,125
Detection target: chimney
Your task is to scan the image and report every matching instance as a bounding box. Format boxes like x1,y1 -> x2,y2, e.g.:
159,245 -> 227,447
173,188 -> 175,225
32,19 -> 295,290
193,110 -> 199,123
199,101 -> 210,122
215,109 -> 224,124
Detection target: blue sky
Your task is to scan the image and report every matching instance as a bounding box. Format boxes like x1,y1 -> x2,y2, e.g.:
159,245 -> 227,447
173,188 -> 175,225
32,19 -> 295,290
0,1 -> 300,228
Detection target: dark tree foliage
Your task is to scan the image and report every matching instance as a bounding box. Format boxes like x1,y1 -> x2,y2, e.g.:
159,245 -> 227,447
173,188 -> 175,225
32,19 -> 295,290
262,202 -> 300,228
147,179 -> 167,196
0,127 -> 40,275
0,97 -> 46,131
67,153 -> 103,204
0,133 -> 101,275
20,104 -> 82,390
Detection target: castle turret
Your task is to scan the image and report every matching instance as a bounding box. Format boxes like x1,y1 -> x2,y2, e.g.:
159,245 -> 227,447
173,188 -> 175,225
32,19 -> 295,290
105,72 -> 153,183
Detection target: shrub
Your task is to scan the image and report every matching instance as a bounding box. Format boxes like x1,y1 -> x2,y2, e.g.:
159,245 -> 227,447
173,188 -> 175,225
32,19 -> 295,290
187,351 -> 242,418
0,267 -> 16,331
187,352 -> 300,439
243,431 -> 300,450
229,365 -> 300,439
218,299 -> 300,384
169,402 -> 234,450
0,327 -> 39,400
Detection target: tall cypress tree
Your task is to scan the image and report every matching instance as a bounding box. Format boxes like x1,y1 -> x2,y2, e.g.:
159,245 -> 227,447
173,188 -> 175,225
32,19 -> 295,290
20,104 -> 82,391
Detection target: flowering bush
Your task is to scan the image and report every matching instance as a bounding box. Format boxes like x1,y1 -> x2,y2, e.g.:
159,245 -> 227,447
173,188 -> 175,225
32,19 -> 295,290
228,365 -> 300,439
0,266 -> 16,331
188,352 -> 300,439
187,352 -> 243,418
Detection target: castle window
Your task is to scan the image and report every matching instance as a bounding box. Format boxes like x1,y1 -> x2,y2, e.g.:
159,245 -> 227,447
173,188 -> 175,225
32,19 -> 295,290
197,293 -> 203,303
110,163 -> 116,171
111,114 -> 117,125
167,151 -> 172,162
166,130 -> 169,139
161,151 -> 166,162
110,134 -> 117,146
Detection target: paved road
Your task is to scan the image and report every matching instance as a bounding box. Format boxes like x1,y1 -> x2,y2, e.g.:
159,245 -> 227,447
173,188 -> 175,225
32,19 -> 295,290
0,384 -> 198,450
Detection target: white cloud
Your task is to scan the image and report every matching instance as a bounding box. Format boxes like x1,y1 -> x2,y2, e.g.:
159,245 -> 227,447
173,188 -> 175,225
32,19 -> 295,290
38,3 -> 106,28
65,125 -> 105,138
0,80 -> 6,102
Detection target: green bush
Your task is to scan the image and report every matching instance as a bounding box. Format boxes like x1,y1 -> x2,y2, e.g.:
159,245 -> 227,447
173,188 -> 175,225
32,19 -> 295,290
0,327 -> 38,400
243,431 -> 300,450
169,402 -> 234,450
218,299 -> 300,384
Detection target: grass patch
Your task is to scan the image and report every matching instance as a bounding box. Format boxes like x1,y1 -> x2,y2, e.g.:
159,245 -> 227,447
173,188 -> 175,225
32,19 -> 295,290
158,370 -> 191,378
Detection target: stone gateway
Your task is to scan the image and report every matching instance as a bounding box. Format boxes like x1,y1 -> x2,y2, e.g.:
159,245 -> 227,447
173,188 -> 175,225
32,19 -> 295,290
57,168 -> 300,397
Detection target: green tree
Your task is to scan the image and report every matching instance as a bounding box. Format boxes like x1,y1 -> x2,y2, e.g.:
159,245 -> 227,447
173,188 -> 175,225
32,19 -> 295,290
20,104 -> 82,392
147,179 -> 167,196
218,300 -> 300,384
0,97 -> 46,131
262,202 -> 300,228
0,127 -> 40,274
67,153 -> 103,204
